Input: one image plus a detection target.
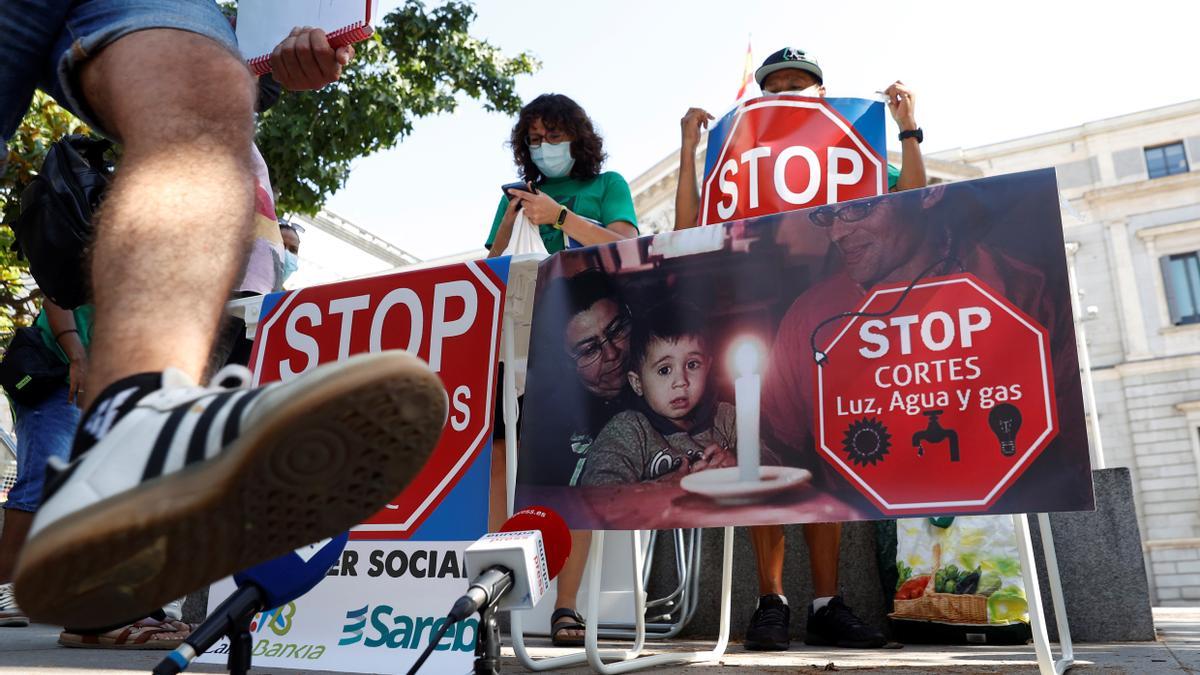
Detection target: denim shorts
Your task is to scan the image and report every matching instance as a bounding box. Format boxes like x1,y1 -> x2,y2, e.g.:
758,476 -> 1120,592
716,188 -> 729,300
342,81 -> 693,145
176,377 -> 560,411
0,0 -> 238,143
6,385 -> 81,512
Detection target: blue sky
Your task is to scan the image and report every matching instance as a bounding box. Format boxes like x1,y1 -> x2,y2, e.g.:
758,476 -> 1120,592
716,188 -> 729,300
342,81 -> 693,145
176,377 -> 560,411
323,0 -> 1199,260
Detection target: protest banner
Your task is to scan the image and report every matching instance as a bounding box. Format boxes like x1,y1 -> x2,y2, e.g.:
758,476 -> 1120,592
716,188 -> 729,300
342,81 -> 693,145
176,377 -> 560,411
700,95 -> 887,226
200,258 -> 508,674
514,170 -> 1093,530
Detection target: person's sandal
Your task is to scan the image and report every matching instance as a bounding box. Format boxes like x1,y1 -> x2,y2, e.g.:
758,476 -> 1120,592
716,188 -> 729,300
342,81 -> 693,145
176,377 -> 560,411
58,617 -> 196,649
550,607 -> 586,647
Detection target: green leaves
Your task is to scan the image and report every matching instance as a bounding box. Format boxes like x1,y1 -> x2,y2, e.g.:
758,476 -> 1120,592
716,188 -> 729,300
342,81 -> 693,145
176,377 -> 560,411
0,93 -> 90,336
257,0 -> 539,215
895,561 -> 913,590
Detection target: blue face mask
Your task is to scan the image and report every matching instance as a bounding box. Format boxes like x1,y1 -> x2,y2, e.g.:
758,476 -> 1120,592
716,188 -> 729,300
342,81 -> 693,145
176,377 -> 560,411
530,141 -> 575,179
282,250 -> 299,282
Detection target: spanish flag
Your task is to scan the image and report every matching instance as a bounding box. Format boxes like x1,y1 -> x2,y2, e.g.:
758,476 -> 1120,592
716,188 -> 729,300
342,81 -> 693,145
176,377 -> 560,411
735,37 -> 753,100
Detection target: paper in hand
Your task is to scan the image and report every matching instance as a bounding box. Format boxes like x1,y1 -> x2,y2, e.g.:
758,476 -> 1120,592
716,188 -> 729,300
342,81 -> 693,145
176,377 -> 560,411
236,0 -> 379,75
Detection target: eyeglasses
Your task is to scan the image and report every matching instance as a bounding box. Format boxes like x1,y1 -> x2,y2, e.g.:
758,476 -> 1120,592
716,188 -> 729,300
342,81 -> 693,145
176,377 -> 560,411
809,197 -> 884,228
569,311 -> 632,367
527,130 -> 568,148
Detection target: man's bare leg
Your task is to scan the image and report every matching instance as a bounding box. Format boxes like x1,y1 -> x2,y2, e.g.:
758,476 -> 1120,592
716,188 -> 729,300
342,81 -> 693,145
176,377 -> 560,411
802,521 -> 884,648
77,29 -> 256,409
13,27 -> 449,632
751,524 -> 787,596
0,510 -> 33,583
804,522 -> 841,598
745,524 -> 790,650
489,441 -> 508,531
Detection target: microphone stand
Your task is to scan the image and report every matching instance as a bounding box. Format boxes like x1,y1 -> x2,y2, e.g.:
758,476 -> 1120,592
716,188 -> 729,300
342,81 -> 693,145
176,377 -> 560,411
473,603 -> 501,675
225,616 -> 255,675
152,586 -> 261,675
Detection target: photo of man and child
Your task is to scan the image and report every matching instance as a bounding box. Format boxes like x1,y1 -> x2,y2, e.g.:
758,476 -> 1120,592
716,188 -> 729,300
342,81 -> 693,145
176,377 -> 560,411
514,170 -> 1094,530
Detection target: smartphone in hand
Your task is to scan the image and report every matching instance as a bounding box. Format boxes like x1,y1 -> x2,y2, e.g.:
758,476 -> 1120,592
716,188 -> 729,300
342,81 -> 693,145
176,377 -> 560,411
501,181 -> 537,209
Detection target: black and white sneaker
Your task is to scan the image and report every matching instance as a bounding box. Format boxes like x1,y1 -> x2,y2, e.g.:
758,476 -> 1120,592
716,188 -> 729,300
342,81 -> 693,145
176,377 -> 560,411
804,596 -> 886,648
14,352 -> 446,628
0,583 -> 29,627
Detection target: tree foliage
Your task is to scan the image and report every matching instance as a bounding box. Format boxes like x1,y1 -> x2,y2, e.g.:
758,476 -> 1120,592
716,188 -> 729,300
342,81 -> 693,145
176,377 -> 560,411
257,0 -> 538,214
0,93 -> 90,336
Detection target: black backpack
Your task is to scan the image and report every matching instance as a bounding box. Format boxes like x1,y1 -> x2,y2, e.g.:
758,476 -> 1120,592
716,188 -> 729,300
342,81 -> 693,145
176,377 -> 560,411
0,326 -> 69,406
10,135 -> 113,309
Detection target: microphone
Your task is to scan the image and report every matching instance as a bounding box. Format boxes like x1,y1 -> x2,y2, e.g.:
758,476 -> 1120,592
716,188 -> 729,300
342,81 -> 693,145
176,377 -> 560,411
449,506 -> 572,621
153,533 -> 349,675
407,507 -> 570,675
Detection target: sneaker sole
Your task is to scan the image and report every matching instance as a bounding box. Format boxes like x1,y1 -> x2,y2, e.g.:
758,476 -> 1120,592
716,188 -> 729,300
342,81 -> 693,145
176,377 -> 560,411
14,352 -> 447,628
0,617 -> 29,628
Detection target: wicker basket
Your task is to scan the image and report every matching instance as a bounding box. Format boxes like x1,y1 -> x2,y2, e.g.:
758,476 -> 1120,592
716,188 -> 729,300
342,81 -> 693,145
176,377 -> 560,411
891,591 -> 988,624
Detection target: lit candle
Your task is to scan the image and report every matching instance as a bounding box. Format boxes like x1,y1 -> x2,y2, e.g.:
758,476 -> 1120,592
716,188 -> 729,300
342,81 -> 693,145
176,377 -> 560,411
732,339 -> 763,483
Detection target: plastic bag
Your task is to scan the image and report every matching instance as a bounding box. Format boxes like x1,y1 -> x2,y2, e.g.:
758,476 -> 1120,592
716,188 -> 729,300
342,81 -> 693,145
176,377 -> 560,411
500,210 -> 550,257
890,515 -> 1030,623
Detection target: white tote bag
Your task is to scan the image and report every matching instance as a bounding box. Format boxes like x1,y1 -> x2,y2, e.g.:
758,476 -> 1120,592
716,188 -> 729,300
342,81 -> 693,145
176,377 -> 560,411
500,210 -> 550,257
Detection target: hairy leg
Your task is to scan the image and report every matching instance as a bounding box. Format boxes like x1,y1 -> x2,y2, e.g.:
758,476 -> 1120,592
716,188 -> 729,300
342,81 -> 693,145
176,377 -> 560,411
553,529 -> 593,637
77,29 -> 255,407
750,524 -> 787,596
804,522 -> 842,598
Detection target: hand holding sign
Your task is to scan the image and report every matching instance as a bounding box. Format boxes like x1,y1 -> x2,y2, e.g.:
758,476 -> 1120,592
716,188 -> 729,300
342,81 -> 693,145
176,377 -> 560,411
680,108 -> 715,153
881,81 -> 918,131
270,27 -> 354,90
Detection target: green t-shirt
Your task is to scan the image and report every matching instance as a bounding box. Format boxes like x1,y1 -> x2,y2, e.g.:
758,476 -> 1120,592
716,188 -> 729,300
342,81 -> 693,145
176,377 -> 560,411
35,303 -> 94,365
887,163 -> 900,191
485,171 -> 639,254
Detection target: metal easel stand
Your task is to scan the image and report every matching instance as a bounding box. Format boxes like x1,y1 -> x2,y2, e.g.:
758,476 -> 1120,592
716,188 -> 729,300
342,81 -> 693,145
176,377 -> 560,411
1012,513 -> 1075,675
583,527 -> 733,674
502,310 -> 642,671
599,528 -> 702,640
509,539 -> 651,672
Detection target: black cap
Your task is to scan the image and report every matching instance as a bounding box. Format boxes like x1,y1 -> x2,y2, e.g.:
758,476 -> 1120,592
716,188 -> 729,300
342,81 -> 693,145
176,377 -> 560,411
754,47 -> 823,88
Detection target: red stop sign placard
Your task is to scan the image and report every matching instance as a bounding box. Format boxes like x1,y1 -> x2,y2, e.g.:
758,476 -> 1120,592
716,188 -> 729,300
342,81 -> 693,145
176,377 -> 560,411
249,260 -> 506,539
815,273 -> 1057,514
700,96 -> 884,227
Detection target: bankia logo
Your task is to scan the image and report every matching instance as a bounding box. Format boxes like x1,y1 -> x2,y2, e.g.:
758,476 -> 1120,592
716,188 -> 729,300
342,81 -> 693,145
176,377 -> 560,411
212,601 -> 326,662
250,602 -> 296,636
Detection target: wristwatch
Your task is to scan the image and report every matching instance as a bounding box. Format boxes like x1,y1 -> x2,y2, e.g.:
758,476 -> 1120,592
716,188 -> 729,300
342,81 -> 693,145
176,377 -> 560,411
554,206 -> 569,229
899,127 -> 923,144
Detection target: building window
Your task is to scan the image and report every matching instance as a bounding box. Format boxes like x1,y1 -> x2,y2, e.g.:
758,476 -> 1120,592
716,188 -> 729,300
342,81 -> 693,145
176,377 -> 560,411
1145,142 -> 1189,179
1162,251 -> 1200,325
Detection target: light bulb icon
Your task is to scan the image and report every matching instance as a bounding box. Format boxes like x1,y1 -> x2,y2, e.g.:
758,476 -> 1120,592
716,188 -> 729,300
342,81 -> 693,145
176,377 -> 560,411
988,403 -> 1022,457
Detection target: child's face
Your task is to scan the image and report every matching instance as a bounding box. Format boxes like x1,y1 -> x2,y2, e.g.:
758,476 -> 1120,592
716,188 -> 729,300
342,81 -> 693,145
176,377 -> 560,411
629,335 -> 710,427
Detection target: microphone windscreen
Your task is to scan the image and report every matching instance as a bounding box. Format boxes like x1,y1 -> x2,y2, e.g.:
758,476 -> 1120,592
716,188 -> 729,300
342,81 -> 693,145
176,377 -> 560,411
234,532 -> 349,609
499,506 -> 572,579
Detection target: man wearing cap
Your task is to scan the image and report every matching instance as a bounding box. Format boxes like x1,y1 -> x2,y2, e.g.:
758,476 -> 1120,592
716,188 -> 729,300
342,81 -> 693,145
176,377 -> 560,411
672,48 -> 927,651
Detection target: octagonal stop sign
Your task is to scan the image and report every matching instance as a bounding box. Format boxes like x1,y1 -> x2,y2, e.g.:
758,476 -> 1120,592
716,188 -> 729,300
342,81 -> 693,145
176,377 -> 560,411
700,96 -> 885,227
815,273 -> 1058,514
249,259 -> 507,539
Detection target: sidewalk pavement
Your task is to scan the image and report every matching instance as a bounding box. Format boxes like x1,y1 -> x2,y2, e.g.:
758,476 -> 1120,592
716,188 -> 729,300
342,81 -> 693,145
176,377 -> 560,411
0,608 -> 1195,674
